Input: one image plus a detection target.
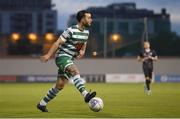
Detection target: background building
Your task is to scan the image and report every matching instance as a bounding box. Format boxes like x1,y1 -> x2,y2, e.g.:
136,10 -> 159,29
0,0 -> 57,55
68,3 -> 171,57
0,0 -> 57,34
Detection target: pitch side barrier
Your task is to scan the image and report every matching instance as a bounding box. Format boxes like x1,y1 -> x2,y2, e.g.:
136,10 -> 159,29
0,74 -> 105,83
0,74 -> 180,83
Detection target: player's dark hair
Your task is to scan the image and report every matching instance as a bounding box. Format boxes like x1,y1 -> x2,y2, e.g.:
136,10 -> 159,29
76,10 -> 91,22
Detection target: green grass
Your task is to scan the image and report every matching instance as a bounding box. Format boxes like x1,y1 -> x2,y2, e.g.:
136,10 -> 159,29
0,83 -> 180,118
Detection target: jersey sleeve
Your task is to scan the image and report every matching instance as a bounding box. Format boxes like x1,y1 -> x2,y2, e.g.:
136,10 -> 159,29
59,28 -> 72,42
152,50 -> 157,57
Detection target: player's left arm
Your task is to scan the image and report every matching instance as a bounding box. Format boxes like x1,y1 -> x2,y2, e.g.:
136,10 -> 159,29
150,50 -> 158,61
76,43 -> 87,59
150,56 -> 158,61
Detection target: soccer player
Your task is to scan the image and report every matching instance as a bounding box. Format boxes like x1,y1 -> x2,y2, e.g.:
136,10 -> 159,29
137,41 -> 158,94
37,10 -> 96,112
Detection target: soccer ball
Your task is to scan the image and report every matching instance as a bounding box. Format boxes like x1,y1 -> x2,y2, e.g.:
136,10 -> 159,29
88,97 -> 104,112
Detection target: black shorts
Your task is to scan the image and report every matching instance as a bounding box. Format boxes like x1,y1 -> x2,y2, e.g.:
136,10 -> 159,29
143,66 -> 153,79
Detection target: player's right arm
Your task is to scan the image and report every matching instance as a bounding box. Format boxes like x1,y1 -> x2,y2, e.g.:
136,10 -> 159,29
137,51 -> 146,62
41,28 -> 72,62
40,37 -> 65,62
137,56 -> 145,62
138,56 -> 149,62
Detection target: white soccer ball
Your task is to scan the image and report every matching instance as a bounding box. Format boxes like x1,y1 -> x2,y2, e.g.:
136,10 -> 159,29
88,97 -> 104,112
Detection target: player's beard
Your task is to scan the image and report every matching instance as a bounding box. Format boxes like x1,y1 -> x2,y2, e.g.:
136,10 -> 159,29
83,22 -> 91,28
83,25 -> 90,29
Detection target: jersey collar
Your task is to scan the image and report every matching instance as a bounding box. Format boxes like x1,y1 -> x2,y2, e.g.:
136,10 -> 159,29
76,24 -> 85,32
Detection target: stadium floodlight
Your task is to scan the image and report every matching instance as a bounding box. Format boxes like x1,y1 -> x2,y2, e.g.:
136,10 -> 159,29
110,34 -> 122,57
111,34 -> 121,43
11,33 -> 20,42
28,33 -> 38,43
92,51 -> 98,57
45,33 -> 55,42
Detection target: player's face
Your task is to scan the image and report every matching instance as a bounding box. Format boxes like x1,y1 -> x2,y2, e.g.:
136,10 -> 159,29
82,13 -> 93,27
144,42 -> 150,49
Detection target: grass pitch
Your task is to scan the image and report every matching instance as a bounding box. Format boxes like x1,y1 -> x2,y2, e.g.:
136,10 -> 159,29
0,83 -> 180,118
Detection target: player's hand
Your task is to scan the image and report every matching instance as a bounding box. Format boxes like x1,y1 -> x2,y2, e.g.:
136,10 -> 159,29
40,54 -> 51,63
76,50 -> 85,59
142,57 -> 148,61
148,56 -> 154,60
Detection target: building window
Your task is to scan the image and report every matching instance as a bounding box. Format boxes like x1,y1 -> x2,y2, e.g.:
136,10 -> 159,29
107,20 -> 114,34
131,21 -> 144,35
46,21 -> 54,26
10,13 -> 33,34
37,14 -> 43,34
46,13 -> 54,18
118,21 -> 129,35
46,28 -> 54,33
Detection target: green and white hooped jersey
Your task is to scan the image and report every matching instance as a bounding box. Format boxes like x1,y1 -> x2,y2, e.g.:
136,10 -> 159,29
56,25 -> 89,58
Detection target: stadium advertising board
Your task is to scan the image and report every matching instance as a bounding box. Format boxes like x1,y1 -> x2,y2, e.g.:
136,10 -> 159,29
106,74 -> 145,83
0,76 -> 17,82
155,75 -> 180,82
